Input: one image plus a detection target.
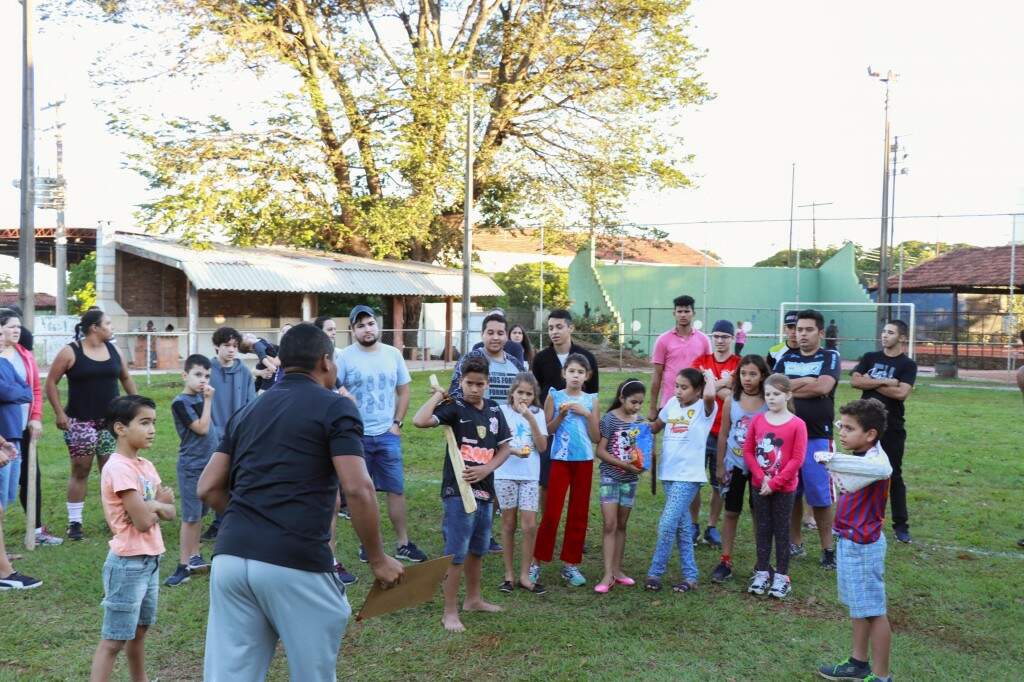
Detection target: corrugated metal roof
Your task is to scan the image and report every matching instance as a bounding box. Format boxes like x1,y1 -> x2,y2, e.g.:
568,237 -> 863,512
113,233 -> 504,297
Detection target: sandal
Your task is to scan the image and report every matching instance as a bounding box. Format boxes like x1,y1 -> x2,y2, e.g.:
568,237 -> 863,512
517,581 -> 548,595
644,577 -> 662,592
672,580 -> 697,593
499,580 -> 514,593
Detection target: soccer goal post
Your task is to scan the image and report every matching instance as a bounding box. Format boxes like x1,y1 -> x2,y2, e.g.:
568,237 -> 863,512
779,302 -> 916,360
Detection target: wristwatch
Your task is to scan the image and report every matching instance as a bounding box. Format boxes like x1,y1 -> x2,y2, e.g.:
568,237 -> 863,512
393,420 -> 404,429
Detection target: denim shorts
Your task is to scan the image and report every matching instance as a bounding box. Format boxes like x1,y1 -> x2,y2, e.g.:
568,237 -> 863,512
442,496 -> 493,565
363,432 -> 404,494
599,475 -> 638,508
837,535 -> 887,618
176,458 -> 209,524
100,552 -> 160,640
0,440 -> 20,509
797,438 -> 834,508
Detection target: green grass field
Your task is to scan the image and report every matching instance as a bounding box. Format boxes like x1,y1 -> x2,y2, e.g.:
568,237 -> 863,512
1,372 -> 1021,681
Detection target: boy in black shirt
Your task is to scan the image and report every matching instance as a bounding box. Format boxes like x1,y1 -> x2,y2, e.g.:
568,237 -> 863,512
413,356 -> 513,633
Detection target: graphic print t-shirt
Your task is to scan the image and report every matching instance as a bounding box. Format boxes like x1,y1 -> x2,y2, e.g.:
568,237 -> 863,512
657,399 -> 717,482
692,353 -> 741,435
742,413 -> 807,493
486,355 -> 521,402
852,351 -> 917,429
548,389 -> 597,462
774,347 -> 841,439
598,413 -> 648,483
495,404 -> 547,481
433,398 -> 512,501
724,398 -> 767,474
336,344 -> 412,436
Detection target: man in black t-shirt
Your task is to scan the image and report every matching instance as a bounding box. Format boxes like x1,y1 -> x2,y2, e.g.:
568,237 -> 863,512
851,319 -> 918,543
774,309 -> 841,568
413,355 -> 512,633
198,323 -> 403,680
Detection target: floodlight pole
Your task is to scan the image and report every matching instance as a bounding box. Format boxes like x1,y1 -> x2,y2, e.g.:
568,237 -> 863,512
18,0 -> 36,329
869,67 -> 897,331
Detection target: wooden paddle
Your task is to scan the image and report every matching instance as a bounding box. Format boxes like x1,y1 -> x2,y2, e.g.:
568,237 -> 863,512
24,438 -> 37,551
429,375 -> 477,513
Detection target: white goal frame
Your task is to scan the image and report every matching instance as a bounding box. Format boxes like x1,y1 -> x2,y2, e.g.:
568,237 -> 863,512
779,302 -> 916,359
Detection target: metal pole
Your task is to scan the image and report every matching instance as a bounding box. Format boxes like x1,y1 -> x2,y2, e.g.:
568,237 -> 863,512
539,223 -> 544,324
461,83 -> 474,355
54,102 -> 67,316
788,163 -> 795,268
897,246 -> 904,305
18,0 -> 36,329
877,77 -> 892,329
620,239 -> 625,371
1009,217 -> 1018,375
795,247 -> 801,302
889,136 -> 899,257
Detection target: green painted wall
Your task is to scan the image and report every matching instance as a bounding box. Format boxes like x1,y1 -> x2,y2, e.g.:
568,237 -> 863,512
569,243 -> 875,361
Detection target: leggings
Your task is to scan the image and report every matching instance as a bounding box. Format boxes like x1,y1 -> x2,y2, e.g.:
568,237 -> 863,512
534,459 -> 593,565
750,490 -> 795,575
18,426 -> 42,529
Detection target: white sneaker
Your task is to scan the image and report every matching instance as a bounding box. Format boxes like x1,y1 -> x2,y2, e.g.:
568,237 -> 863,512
768,572 -> 791,599
747,570 -> 770,596
35,527 -> 64,546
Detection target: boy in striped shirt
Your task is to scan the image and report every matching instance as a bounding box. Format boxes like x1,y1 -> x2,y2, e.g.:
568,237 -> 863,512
819,399 -> 892,682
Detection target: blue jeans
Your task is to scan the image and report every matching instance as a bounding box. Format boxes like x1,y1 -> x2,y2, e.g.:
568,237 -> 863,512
648,481 -> 703,582
0,440 -> 21,509
442,496 -> 493,565
363,432 -> 404,494
100,552 -> 161,640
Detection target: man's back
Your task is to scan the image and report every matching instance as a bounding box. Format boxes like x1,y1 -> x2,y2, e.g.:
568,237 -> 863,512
214,373 -> 364,572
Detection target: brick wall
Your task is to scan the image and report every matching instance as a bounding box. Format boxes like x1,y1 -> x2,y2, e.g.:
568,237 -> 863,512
116,252 -> 187,316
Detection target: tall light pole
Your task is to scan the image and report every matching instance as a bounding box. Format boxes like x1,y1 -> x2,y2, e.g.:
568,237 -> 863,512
19,0 -> 36,329
797,201 -> 833,266
787,163 -> 796,267
869,67 -> 897,329
454,68 -> 492,354
42,99 -> 68,315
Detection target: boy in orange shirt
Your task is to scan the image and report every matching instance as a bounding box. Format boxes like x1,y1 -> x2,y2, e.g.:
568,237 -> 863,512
90,395 -> 176,682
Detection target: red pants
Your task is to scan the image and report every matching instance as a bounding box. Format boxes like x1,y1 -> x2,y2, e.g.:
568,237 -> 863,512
534,459 -> 593,565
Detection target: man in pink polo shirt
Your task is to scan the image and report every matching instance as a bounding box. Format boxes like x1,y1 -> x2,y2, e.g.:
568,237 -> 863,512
647,295 -> 712,421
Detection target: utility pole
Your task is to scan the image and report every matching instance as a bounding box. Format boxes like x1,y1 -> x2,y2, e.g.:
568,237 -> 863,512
787,163 -> 796,268
453,68 -> 492,354
797,201 -> 833,266
869,67 -> 897,329
42,99 -> 68,315
19,0 -> 36,329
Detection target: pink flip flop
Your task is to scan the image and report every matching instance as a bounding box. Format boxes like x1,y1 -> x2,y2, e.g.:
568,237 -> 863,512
614,576 -> 636,586
593,582 -> 614,594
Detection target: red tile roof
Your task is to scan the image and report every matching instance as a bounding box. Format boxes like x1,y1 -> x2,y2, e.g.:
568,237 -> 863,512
0,291 -> 57,308
473,228 -> 717,266
883,245 -> 1024,292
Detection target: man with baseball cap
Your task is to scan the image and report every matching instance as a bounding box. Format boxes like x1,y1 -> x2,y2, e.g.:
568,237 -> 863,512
336,305 -> 428,564
766,311 -> 800,370
691,320 -> 741,548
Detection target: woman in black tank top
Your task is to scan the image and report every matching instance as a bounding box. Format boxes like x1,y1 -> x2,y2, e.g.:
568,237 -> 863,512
44,309 -> 137,540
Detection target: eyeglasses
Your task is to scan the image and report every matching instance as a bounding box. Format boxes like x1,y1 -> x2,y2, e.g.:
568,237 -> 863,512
711,334 -> 733,341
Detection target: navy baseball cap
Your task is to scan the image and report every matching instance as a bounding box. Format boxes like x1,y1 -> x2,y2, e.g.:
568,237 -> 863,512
349,305 -> 376,324
783,311 -> 798,326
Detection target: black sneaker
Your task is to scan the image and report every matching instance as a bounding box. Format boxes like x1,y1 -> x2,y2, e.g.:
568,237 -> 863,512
710,561 -> 733,583
0,571 -> 42,590
820,548 -> 837,570
163,564 -> 191,587
358,545 -> 368,563
188,554 -> 211,574
395,542 -> 428,563
817,656 -> 871,680
489,537 -> 503,554
200,524 -> 219,542
67,521 -> 84,541
335,562 -> 358,585
893,526 -> 912,544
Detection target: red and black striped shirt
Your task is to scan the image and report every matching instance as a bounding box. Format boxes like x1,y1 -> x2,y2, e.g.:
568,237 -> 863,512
833,452 -> 890,544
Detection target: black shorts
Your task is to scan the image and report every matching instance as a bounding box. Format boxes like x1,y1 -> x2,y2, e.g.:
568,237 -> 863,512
723,467 -> 753,514
539,436 -> 552,487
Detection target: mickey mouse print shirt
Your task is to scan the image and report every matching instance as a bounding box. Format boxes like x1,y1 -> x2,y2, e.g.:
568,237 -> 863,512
742,413 -> 807,494
432,398 -> 512,501
657,398 -> 717,483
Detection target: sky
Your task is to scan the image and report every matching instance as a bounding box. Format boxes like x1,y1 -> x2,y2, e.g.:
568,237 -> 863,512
1,0 -> 1022,267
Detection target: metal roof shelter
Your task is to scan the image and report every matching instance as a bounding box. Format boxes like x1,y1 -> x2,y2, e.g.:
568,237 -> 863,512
99,231 -> 503,358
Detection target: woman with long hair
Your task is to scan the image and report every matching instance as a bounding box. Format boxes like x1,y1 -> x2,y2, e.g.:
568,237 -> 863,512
45,308 -> 137,540
509,324 -> 534,365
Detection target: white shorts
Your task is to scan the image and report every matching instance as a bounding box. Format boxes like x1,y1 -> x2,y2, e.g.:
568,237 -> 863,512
494,479 -> 540,512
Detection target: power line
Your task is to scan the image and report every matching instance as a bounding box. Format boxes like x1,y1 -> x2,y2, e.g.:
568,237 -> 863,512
549,211 -> 1020,230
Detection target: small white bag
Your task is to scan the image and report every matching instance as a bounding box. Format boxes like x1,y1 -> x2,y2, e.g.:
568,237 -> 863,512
814,444 -> 893,494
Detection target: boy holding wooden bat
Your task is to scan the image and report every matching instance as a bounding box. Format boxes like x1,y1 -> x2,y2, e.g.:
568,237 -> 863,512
413,356 -> 513,632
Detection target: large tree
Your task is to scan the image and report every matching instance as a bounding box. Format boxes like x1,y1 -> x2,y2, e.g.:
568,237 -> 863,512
78,0 -> 709,268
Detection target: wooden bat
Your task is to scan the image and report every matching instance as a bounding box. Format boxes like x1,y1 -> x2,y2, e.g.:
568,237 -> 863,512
24,439 -> 37,551
429,375 -> 477,513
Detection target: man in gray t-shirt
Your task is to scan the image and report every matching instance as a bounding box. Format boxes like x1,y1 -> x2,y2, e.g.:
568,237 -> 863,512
336,305 -> 426,563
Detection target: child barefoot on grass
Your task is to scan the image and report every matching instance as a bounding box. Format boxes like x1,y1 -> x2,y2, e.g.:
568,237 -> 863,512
593,379 -> 648,593
645,368 -> 717,594
91,395 -> 175,682
495,373 -> 548,595
413,356 -> 513,632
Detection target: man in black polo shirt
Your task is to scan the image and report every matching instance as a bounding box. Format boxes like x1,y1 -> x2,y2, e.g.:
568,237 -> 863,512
198,323 -> 403,682
851,319 -> 918,543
